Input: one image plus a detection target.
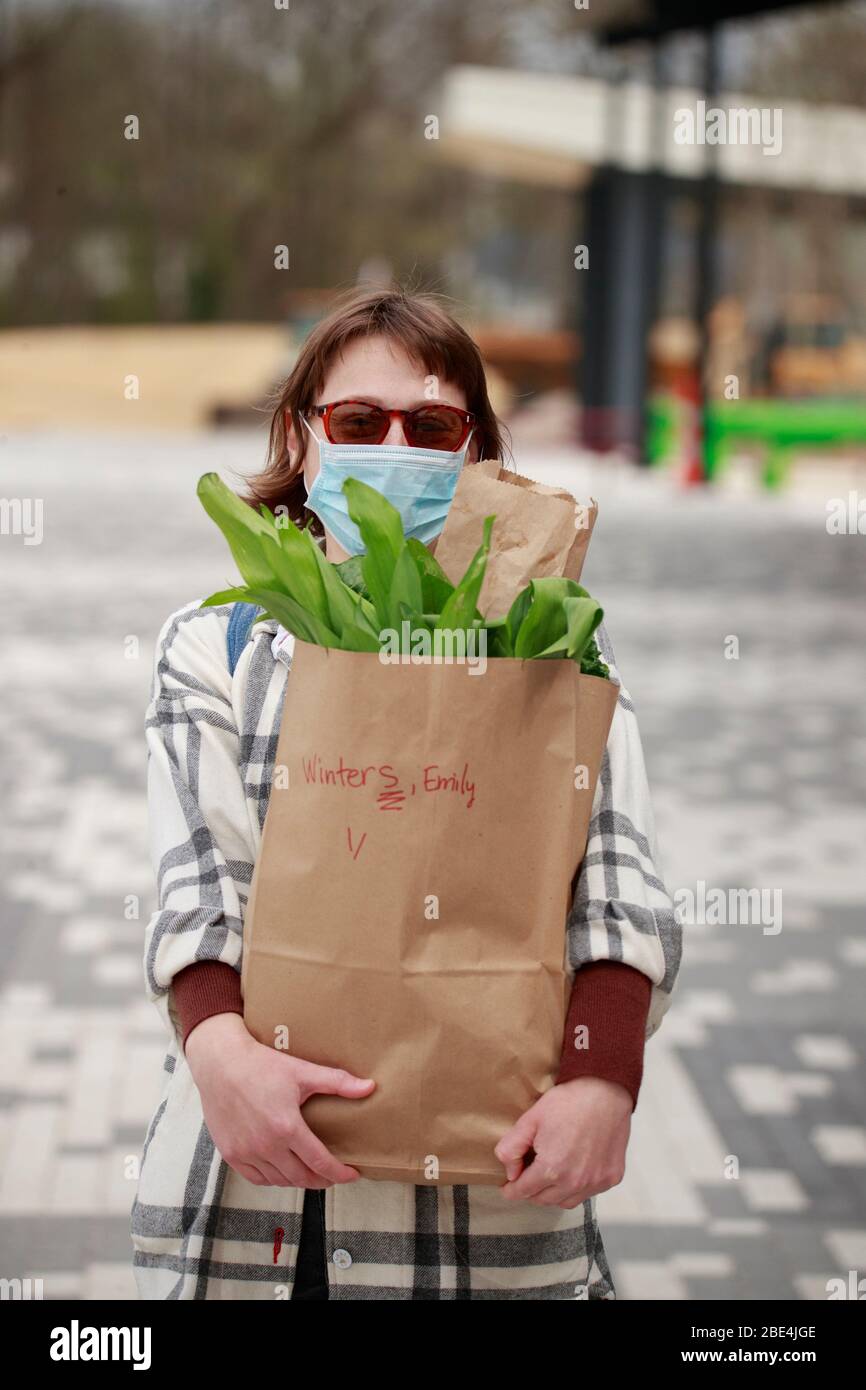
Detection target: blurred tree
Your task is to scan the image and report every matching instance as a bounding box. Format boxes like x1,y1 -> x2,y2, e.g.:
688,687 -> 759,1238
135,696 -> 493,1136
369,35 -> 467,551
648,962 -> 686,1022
743,1 -> 866,104
1,0 -> 862,328
0,0 -> 547,324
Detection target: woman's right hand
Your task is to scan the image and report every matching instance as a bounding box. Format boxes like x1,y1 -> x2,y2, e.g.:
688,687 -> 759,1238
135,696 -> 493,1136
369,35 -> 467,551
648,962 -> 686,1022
184,1012 -> 375,1188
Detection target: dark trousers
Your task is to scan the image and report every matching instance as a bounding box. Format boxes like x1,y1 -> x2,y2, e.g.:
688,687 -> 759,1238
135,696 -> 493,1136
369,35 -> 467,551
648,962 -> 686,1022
290,1189 -> 329,1300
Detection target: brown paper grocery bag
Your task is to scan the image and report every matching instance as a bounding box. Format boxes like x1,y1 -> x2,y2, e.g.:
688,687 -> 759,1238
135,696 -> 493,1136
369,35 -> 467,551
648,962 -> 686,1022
433,459 -> 598,618
241,638 -> 619,1186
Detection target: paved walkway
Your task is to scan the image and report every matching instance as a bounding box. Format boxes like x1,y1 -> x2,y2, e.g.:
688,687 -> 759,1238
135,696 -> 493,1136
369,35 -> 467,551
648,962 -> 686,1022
1,433 -> 864,1299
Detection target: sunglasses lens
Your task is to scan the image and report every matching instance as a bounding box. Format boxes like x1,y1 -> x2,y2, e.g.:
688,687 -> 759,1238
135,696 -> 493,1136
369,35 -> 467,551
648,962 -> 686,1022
328,402 -> 388,443
406,406 -> 465,450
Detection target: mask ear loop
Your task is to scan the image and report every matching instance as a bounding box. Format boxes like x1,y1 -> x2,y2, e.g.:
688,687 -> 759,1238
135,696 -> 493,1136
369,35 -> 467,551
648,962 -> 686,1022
284,409 -> 321,457
299,413 -> 318,446
291,412 -> 325,538
296,412 -> 323,498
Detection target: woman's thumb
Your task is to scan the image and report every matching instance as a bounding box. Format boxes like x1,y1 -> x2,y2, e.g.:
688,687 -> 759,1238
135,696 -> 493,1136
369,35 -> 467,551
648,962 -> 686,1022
301,1062 -> 376,1099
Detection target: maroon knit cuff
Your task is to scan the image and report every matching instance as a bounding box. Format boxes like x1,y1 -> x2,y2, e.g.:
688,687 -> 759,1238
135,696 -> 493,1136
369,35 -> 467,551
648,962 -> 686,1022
556,961 -> 652,1112
171,961 -> 244,1052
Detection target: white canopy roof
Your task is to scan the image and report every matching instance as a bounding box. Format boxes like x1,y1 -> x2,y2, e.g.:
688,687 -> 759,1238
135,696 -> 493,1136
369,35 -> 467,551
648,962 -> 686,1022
434,65 -> 866,195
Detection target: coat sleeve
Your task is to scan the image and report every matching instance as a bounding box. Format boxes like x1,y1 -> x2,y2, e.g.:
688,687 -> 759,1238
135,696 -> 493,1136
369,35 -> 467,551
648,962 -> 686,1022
142,601 -> 255,1048
567,620 -> 682,1040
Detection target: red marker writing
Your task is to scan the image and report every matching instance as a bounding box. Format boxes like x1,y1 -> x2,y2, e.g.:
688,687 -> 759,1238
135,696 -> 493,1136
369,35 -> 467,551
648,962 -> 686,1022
273,1227 -> 285,1263
347,827 -> 367,860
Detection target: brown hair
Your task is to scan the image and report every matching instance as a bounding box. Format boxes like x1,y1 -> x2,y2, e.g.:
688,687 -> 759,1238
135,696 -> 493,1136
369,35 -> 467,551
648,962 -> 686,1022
243,285 -> 510,536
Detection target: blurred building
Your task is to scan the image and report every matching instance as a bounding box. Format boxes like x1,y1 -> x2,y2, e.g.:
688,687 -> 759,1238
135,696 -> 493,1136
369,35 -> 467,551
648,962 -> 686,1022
434,4 -> 866,462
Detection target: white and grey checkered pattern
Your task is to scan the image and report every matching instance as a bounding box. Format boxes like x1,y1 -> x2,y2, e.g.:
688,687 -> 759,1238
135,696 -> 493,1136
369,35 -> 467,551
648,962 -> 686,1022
130,599 -> 680,1299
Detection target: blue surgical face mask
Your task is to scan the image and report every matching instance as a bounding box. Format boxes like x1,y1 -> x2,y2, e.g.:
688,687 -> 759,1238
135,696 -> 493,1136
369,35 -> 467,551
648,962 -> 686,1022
301,415 -> 472,556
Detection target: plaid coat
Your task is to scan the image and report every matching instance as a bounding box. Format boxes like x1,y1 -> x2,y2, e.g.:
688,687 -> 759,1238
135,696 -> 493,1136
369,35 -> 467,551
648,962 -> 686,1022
130,599 -> 681,1300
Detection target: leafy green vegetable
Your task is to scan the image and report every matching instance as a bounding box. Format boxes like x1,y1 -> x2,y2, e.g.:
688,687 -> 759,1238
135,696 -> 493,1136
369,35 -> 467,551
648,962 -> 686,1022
387,545 -> 425,631
405,539 -> 455,613
435,516 -> 494,634
333,555 -> 367,596
262,530 -> 328,621
205,583 -> 340,648
197,471 -> 610,678
198,473 -> 278,591
531,593 -> 604,663
502,584 -> 532,656
577,634 -> 610,681
513,579 -> 590,659
342,477 -> 404,629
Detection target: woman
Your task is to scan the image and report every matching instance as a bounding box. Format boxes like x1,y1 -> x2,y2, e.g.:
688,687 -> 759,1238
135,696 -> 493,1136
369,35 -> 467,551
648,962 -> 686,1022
131,286 -> 681,1300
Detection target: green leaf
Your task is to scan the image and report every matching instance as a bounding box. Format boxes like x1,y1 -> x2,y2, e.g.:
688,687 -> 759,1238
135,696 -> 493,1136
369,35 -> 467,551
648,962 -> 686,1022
338,621 -> 382,653
564,596 -> 604,662
579,634 -> 611,680
503,584 -> 532,654
342,477 -> 404,626
262,531 -> 330,624
387,545 -> 424,630
396,601 -> 435,641
333,555 -> 368,597
405,538 -> 455,612
484,625 -> 513,659
345,586 -> 381,636
241,586 -> 340,648
435,514 -> 495,633
197,473 -> 279,590
513,578 -> 590,659
200,586 -> 255,608
305,537 -> 366,638
534,595 -> 604,661
467,614 -> 508,658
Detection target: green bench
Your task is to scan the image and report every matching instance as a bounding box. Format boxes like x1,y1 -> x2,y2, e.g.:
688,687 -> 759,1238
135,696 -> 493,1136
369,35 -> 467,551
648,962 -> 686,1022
647,397 -> 866,487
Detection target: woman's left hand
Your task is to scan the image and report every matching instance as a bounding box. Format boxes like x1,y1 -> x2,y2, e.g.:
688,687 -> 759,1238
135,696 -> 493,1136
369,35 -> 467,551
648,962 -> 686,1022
494,1076 -> 632,1208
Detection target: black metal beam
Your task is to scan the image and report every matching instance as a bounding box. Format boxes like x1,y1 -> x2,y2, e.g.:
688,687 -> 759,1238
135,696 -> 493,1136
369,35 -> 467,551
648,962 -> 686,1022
578,41 -> 667,462
598,0 -> 827,44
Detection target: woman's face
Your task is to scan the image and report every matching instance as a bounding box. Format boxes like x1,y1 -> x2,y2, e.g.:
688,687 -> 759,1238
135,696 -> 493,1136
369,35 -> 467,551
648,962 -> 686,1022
289,334 -> 479,562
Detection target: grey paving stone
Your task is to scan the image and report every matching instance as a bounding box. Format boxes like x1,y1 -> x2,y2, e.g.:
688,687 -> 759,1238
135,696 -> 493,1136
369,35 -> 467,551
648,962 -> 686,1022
1,434 -> 864,1301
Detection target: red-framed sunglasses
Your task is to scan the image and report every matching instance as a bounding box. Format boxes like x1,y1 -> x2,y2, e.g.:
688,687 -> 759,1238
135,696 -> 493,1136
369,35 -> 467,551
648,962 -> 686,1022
302,399 -> 475,452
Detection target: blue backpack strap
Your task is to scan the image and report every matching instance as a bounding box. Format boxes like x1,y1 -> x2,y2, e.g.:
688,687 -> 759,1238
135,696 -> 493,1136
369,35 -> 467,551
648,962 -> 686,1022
226,601 -> 261,676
